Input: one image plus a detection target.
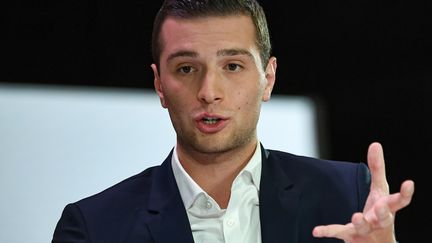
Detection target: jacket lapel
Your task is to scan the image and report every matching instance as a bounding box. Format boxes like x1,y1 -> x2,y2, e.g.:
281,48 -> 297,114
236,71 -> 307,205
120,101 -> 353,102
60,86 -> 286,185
129,151 -> 195,243
127,145 -> 302,243
259,145 -> 301,243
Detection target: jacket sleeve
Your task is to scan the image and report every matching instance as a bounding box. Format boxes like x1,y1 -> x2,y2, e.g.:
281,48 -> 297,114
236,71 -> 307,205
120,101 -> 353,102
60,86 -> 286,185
52,203 -> 90,243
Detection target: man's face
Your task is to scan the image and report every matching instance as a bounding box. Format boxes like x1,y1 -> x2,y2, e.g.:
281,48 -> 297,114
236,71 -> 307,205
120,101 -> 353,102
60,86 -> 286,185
152,15 -> 276,156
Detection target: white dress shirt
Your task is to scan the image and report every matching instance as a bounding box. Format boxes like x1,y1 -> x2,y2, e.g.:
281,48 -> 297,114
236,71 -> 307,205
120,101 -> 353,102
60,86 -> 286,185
172,143 -> 262,243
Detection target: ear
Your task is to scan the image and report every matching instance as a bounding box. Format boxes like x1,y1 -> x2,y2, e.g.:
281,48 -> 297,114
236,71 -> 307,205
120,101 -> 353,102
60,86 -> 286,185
151,64 -> 168,108
262,56 -> 277,102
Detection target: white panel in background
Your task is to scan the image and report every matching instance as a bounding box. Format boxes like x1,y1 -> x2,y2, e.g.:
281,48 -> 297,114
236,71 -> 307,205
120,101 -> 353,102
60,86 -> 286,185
0,83 -> 318,243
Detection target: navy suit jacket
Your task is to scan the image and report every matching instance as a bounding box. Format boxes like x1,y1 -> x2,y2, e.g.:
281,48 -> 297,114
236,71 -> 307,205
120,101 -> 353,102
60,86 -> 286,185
52,144 -> 370,243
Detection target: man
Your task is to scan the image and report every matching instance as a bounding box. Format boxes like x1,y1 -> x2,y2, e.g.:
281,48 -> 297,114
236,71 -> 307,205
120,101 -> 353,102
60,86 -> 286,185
52,0 -> 414,242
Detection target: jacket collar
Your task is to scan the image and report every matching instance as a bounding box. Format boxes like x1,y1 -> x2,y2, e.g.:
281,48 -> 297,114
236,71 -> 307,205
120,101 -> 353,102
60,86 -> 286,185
259,144 -> 301,243
132,144 -> 301,243
134,149 -> 195,243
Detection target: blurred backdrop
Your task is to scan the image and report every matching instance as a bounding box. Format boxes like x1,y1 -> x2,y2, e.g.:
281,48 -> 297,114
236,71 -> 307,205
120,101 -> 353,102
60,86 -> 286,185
2,0 -> 430,242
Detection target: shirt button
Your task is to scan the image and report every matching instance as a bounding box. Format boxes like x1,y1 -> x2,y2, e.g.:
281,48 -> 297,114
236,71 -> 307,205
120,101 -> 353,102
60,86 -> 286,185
226,218 -> 235,227
205,201 -> 212,209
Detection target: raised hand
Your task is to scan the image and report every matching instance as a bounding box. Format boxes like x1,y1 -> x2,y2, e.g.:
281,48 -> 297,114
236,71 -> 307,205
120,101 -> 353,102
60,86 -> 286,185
312,142 -> 415,243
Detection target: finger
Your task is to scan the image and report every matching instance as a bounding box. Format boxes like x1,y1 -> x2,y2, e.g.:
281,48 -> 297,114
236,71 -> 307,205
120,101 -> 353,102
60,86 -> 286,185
385,180 -> 415,213
313,224 -> 354,239
352,212 -> 372,236
400,180 -> 415,199
367,142 -> 389,192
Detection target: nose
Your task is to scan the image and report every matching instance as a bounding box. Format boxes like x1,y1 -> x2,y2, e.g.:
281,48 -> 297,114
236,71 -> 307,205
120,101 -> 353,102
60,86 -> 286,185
197,69 -> 223,104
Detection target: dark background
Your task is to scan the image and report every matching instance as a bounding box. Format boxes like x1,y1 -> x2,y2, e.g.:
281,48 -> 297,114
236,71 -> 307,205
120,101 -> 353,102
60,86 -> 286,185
2,0 -> 430,241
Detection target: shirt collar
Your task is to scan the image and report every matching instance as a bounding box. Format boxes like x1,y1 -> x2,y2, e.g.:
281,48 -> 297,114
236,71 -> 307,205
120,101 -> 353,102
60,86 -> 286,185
171,142 -> 262,210
241,142 -> 262,191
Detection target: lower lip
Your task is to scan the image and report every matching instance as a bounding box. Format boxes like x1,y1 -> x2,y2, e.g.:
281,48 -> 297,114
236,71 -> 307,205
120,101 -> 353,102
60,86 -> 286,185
195,119 -> 228,134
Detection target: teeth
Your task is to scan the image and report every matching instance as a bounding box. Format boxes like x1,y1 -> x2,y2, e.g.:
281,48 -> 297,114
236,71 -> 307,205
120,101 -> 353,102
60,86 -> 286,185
203,117 -> 219,124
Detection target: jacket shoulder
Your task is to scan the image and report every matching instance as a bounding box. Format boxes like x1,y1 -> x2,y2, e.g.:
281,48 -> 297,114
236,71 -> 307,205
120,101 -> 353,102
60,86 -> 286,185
76,165 -> 159,209
265,149 -> 370,210
52,165 -> 162,243
266,149 -> 369,179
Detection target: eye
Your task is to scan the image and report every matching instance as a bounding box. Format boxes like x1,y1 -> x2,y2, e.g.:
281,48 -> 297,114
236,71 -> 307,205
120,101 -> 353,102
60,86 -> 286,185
177,65 -> 195,74
226,63 -> 242,72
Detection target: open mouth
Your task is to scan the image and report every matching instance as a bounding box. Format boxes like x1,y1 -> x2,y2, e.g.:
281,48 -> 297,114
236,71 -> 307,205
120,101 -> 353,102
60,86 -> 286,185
195,113 -> 228,133
202,117 -> 221,125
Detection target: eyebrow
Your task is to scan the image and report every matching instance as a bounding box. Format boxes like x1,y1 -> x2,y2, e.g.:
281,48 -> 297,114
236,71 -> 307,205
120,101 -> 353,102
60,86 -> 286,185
216,48 -> 254,60
166,48 -> 255,62
167,51 -> 198,62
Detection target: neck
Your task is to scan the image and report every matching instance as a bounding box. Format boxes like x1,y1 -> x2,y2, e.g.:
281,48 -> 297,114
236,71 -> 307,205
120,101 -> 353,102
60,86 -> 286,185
176,140 -> 258,208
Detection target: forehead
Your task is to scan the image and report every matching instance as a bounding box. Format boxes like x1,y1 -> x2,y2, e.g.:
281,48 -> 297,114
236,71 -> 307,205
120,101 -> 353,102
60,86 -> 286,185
159,15 -> 258,58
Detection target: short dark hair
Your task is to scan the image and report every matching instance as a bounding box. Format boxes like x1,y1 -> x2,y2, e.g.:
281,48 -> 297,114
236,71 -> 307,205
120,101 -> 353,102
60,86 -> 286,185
151,0 -> 272,70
